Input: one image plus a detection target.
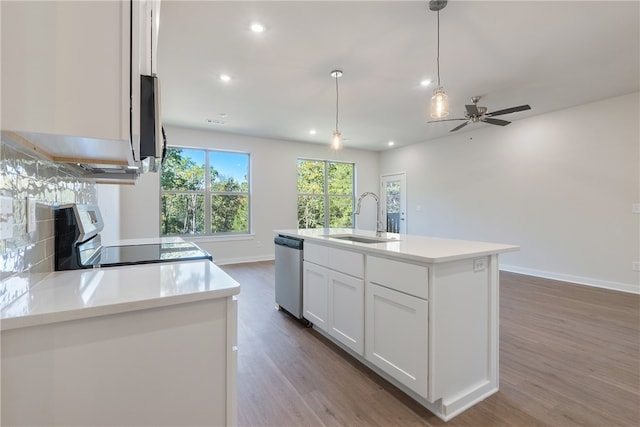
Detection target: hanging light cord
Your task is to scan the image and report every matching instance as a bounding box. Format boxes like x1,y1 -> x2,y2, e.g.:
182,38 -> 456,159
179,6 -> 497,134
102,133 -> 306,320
436,9 -> 441,87
335,75 -> 340,132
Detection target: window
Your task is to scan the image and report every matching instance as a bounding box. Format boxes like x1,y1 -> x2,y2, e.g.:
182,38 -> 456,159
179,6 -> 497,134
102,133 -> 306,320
160,147 -> 250,236
297,159 -> 354,228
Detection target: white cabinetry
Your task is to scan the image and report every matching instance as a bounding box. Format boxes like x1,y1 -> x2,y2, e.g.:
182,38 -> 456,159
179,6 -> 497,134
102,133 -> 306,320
328,270 -> 364,354
0,0 -> 159,165
365,256 -> 429,397
303,261 -> 330,331
275,229 -> 514,421
2,296 -> 238,426
303,243 -> 364,355
365,283 -> 428,397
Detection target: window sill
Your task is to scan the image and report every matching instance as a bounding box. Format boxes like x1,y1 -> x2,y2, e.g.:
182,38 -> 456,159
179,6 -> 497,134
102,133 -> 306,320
182,234 -> 255,243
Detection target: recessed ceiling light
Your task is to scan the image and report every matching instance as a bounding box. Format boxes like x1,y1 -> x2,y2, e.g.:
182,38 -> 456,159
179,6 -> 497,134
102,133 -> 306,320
388,141 -> 395,147
420,79 -> 432,87
250,22 -> 265,33
219,113 -> 228,118
219,74 -> 231,82
309,129 -> 317,135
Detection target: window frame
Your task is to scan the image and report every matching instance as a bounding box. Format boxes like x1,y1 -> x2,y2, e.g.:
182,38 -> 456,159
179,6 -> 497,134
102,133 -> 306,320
297,158 -> 355,229
160,146 -> 251,237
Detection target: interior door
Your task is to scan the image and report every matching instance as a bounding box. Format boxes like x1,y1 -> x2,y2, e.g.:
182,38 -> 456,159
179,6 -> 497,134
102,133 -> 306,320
380,173 -> 406,234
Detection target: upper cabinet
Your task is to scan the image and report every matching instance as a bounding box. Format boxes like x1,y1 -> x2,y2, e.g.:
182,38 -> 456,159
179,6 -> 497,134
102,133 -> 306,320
0,0 -> 160,168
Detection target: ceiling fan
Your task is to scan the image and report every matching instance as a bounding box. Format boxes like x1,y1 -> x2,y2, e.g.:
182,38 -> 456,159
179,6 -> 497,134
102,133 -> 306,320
429,96 -> 531,132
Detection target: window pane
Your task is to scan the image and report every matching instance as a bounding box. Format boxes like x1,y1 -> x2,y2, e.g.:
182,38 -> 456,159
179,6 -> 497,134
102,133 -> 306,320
385,180 -> 401,214
297,160 -> 324,194
161,148 -> 205,191
329,196 -> 353,227
297,195 -> 325,228
212,195 -> 249,233
210,152 -> 249,192
327,162 -> 353,195
161,194 -> 205,235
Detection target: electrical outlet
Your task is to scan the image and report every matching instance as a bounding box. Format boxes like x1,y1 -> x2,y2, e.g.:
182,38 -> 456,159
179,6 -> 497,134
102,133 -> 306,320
473,258 -> 486,272
633,262 -> 640,272
633,204 -> 640,214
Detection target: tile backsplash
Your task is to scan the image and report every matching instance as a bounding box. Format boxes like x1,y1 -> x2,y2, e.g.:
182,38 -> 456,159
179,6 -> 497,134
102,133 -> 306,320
0,133 -> 97,308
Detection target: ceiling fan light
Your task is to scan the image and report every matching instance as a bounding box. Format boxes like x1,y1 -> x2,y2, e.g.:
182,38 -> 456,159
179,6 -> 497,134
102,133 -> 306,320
430,87 -> 449,118
331,131 -> 343,150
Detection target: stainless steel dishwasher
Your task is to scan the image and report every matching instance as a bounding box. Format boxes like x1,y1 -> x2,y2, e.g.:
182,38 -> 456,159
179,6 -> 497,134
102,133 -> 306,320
274,234 -> 305,321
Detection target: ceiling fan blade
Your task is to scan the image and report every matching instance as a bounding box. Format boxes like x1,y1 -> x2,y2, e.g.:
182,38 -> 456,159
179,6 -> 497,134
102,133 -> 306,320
427,118 -> 467,123
450,121 -> 470,132
487,105 -> 531,117
482,118 -> 511,126
465,104 -> 480,116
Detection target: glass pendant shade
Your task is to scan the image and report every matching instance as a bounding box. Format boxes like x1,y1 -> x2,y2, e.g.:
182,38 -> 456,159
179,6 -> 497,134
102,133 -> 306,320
331,131 -> 343,150
430,87 -> 449,118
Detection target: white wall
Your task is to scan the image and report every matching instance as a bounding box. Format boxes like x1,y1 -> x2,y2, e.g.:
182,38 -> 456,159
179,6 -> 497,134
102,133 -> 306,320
118,127 -> 380,264
380,92 -> 640,293
96,184 -> 120,242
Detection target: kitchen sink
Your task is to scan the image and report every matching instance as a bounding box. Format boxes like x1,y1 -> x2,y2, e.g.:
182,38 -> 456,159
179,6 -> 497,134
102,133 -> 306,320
329,234 -> 398,244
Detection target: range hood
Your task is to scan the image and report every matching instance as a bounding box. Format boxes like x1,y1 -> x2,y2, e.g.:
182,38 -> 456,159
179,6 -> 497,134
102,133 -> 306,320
1,75 -> 165,183
2,130 -> 142,183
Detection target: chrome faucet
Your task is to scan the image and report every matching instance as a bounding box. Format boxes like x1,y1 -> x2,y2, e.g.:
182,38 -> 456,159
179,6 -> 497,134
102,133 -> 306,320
355,192 -> 384,234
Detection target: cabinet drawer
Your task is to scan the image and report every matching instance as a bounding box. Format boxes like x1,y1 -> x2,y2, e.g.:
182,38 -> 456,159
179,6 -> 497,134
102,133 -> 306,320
304,242 -> 328,265
367,256 -> 428,299
304,243 -> 364,278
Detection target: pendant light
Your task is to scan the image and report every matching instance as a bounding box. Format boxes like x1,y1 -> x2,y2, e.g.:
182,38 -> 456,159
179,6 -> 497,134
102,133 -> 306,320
430,0 -> 449,119
330,69 -> 343,150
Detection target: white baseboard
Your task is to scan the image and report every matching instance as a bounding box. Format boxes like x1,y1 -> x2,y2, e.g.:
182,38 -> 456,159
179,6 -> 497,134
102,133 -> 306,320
215,255 -> 275,266
500,264 -> 639,295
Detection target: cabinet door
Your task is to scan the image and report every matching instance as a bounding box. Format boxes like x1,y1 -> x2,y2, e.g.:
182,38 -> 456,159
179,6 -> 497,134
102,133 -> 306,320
328,271 -> 364,355
1,1 -> 132,141
365,283 -> 428,398
303,261 -> 329,331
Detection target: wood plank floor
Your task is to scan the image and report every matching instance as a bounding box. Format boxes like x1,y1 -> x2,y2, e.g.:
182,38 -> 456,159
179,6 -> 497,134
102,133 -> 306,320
221,261 -> 640,427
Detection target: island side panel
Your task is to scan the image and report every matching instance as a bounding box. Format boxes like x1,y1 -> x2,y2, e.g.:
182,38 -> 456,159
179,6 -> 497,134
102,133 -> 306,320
1,298 -> 232,426
429,255 -> 498,414
227,295 -> 239,427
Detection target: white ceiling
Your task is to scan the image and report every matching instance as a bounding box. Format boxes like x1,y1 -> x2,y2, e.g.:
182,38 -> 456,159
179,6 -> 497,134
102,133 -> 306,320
157,1 -> 640,151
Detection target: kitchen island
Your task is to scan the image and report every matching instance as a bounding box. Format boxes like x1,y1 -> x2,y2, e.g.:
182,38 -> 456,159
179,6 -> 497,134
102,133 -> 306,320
275,228 -> 519,421
1,258 -> 240,426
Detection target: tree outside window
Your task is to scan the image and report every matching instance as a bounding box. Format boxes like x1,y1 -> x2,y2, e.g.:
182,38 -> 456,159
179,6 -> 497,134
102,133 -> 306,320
297,159 -> 354,228
161,148 -> 250,236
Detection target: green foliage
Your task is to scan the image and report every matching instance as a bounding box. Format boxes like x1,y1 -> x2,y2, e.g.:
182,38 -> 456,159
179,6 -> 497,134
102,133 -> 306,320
297,159 -> 354,228
161,194 -> 205,235
212,195 -> 248,232
160,148 -> 249,235
329,196 -> 353,227
161,148 -> 205,191
328,162 -> 353,195
297,160 -> 324,194
297,195 -> 325,228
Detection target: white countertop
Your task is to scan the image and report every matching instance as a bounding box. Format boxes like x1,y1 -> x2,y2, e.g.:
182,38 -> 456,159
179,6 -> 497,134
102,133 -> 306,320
1,259 -> 239,331
275,228 -> 519,264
